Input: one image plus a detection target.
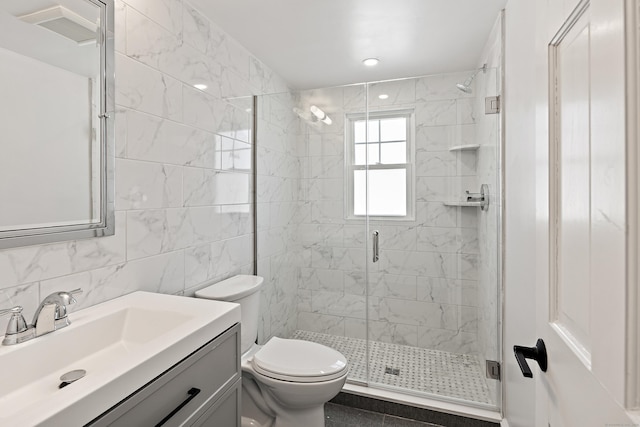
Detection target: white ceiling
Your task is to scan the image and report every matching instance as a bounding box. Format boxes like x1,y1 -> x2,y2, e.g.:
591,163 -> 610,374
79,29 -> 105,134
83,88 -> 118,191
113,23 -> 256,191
189,0 -> 508,90
1,0 -> 99,77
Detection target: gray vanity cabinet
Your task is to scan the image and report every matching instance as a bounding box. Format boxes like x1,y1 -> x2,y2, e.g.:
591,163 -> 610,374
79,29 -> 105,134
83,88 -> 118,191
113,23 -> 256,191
87,324 -> 241,427
190,380 -> 241,427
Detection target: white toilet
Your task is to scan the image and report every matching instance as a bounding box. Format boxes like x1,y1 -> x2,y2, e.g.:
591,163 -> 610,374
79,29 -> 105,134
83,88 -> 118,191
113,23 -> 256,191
195,275 -> 348,427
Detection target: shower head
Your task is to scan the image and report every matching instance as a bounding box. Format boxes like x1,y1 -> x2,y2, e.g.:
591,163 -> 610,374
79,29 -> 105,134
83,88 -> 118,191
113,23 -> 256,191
455,64 -> 488,94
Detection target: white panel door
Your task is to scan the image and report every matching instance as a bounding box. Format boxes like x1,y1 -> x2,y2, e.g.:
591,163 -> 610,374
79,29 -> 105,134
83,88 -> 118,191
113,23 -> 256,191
530,0 -> 638,425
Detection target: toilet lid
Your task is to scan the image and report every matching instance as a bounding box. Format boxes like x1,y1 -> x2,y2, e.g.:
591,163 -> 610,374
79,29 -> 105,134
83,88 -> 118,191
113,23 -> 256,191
252,337 -> 348,383
194,275 -> 263,302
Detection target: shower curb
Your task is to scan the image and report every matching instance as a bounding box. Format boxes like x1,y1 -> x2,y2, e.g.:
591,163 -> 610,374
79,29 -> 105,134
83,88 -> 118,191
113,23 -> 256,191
330,392 -> 500,427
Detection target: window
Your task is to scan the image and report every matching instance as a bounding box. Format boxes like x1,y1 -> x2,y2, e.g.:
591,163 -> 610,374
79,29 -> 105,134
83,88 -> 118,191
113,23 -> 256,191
346,110 -> 414,219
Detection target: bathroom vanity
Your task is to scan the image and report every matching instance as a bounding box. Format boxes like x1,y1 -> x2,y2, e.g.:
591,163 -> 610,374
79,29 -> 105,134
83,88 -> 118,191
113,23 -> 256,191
0,292 -> 241,426
88,324 -> 240,426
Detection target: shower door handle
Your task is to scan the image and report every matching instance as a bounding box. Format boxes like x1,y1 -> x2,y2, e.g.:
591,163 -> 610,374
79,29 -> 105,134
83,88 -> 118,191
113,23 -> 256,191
372,230 -> 379,262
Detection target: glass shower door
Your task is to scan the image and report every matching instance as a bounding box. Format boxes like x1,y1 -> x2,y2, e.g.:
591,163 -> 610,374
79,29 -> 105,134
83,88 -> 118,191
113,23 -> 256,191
363,69 -> 502,409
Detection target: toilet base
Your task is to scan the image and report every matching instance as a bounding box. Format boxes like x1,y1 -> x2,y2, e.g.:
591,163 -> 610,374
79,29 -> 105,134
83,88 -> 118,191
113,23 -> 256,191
242,376 -> 329,427
242,378 -> 274,427
241,402 -> 325,427
269,406 -> 325,427
241,415 -> 273,427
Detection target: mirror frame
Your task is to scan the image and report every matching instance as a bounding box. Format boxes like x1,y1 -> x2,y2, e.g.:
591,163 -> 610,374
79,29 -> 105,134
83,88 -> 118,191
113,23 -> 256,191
0,0 -> 115,249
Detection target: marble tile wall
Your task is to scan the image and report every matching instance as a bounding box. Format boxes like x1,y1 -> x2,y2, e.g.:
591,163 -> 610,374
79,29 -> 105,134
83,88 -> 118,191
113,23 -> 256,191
255,91 -> 303,343
294,75 -> 487,355
0,0 -> 289,334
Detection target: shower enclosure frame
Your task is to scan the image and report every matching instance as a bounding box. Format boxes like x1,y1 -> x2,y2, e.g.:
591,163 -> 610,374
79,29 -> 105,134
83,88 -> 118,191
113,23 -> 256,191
253,63 -> 504,419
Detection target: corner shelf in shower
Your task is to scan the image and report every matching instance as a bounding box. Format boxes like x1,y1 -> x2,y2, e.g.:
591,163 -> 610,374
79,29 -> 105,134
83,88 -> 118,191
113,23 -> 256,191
448,144 -> 480,152
443,201 -> 483,207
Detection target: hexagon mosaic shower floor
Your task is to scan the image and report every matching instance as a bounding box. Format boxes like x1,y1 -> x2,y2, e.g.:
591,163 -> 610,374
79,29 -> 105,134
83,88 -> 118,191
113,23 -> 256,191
291,330 -> 493,405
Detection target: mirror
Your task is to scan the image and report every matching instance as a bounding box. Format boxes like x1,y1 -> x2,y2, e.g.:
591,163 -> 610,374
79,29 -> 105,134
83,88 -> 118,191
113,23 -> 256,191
0,0 -> 114,248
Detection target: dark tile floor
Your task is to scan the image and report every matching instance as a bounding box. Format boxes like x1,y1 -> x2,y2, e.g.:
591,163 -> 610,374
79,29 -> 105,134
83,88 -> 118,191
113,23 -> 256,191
325,403 -> 443,427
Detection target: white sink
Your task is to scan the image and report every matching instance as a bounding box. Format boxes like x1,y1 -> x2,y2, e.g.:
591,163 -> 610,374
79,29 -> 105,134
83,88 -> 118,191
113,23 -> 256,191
0,291 -> 240,426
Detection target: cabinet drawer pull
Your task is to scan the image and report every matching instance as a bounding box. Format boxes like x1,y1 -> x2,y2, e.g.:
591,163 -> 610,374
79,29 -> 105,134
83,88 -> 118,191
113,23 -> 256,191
155,387 -> 201,426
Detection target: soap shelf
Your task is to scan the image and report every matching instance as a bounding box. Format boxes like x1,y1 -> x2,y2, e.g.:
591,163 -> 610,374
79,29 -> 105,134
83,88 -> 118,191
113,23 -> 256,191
449,144 -> 480,152
444,201 -> 483,207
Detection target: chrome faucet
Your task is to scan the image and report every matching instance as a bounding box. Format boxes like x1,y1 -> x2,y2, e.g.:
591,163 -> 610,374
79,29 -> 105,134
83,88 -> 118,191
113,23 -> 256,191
33,288 -> 82,336
0,288 -> 82,345
0,306 -> 32,345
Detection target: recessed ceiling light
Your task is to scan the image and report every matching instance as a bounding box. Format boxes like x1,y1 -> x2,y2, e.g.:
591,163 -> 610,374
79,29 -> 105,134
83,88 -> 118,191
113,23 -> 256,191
362,58 -> 379,67
193,83 -> 208,90
378,94 -> 389,100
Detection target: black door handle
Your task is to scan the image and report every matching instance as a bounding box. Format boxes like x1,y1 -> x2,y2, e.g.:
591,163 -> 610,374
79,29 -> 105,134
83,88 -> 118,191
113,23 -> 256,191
513,339 -> 547,378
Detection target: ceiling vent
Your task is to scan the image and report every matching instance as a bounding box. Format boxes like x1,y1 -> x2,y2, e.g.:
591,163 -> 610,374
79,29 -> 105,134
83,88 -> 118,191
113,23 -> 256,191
19,5 -> 97,45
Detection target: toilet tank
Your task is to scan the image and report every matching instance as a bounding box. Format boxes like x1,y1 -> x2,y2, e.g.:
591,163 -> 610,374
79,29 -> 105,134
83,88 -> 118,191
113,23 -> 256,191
195,275 -> 264,354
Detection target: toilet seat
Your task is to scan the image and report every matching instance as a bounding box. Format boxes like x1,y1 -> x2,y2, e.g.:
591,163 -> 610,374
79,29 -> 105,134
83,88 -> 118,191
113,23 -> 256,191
251,337 -> 348,383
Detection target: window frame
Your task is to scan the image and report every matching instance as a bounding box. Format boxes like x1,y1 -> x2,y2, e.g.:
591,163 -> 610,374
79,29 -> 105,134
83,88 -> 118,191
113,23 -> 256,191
345,109 -> 416,221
